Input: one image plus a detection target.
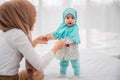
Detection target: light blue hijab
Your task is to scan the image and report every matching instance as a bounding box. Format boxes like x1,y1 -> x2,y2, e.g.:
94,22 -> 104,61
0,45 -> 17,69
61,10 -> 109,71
53,8 -> 80,44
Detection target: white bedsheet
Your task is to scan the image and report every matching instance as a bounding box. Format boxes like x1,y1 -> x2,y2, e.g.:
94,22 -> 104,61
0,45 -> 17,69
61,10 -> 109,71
43,48 -> 120,80
19,47 -> 120,80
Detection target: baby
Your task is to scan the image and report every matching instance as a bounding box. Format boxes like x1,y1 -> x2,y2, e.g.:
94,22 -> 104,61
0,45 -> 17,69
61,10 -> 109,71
45,8 -> 80,80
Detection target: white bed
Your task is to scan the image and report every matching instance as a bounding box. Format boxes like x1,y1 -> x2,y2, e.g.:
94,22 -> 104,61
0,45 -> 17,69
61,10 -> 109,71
42,48 -> 120,80
19,43 -> 120,80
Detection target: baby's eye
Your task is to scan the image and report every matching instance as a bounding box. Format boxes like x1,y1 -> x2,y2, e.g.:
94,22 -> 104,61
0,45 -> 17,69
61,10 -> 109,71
72,17 -> 74,19
66,17 -> 69,19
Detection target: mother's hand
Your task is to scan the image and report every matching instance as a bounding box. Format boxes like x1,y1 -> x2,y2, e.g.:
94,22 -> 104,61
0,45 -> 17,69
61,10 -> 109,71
52,40 -> 65,54
32,36 -> 49,47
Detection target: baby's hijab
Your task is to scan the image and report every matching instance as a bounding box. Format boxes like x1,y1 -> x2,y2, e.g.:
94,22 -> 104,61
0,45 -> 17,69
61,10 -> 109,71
53,8 -> 80,44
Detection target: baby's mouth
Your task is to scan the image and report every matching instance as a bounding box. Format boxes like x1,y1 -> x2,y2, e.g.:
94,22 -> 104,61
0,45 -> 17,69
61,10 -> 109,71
68,23 -> 72,25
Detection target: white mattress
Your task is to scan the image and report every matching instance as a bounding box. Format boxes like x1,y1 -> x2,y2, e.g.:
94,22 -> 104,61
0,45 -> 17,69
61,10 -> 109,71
19,46 -> 120,80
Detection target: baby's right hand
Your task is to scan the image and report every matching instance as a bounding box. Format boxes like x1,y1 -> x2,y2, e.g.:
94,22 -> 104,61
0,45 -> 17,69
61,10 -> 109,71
44,33 -> 52,40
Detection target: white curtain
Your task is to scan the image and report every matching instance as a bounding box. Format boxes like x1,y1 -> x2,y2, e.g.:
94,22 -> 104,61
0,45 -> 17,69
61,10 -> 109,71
1,0 -> 120,56
32,0 -> 120,56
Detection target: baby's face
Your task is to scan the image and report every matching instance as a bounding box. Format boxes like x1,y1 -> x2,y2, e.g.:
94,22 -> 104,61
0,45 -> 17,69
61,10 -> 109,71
65,14 -> 75,27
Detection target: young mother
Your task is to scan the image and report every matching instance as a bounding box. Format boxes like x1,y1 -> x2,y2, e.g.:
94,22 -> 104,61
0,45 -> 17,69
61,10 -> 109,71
0,0 -> 65,80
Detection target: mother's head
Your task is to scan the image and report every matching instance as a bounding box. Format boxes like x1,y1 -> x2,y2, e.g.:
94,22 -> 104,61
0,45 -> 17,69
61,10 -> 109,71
0,0 -> 36,35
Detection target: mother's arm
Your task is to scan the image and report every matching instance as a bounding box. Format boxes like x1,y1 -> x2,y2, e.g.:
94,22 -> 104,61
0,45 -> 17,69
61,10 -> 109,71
32,36 -> 64,53
13,30 -> 64,71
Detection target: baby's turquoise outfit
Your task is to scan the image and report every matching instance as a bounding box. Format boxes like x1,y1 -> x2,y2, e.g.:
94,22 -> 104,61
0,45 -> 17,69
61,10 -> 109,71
53,8 -> 80,77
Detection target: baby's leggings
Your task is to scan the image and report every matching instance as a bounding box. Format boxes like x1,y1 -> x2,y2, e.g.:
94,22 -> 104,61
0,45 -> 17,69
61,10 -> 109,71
60,58 -> 80,77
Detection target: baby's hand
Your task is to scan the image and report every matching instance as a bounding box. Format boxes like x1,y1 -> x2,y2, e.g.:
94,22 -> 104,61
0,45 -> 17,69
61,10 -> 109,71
41,36 -> 49,41
44,33 -> 52,40
36,33 -> 51,44
34,36 -> 48,44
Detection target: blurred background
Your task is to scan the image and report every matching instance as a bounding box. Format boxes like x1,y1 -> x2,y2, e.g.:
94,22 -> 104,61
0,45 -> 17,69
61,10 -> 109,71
0,1 -> 120,80
0,0 -> 120,57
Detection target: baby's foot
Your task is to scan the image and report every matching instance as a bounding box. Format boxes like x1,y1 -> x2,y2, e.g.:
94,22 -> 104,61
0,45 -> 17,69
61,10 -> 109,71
57,74 -> 66,78
70,76 -> 80,80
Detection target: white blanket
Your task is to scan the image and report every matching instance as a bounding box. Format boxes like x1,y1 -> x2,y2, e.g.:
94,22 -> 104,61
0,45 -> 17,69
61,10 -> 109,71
43,48 -> 120,80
